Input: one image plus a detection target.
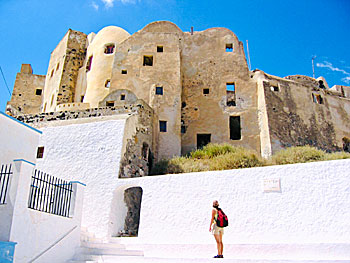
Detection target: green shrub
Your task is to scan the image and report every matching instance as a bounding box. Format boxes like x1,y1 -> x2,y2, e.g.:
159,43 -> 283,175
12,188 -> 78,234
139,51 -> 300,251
271,146 -> 326,165
325,151 -> 350,161
190,143 -> 236,159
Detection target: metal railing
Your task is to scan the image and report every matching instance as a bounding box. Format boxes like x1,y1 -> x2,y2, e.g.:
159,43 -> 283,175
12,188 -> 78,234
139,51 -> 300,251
0,164 -> 12,205
28,170 -> 73,217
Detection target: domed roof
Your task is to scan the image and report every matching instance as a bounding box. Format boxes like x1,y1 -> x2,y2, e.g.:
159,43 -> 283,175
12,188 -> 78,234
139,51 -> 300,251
90,25 -> 130,46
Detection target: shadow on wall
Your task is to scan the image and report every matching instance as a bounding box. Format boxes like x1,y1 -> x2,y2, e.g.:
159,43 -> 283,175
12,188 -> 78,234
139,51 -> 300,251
109,185 -> 143,238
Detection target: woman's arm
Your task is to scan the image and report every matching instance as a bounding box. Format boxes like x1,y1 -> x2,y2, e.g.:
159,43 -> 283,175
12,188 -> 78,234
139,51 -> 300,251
209,209 -> 216,232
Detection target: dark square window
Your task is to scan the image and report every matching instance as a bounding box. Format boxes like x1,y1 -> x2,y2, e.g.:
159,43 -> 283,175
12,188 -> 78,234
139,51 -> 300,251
197,134 -> 211,149
35,89 -> 42,96
121,69 -> 127,74
105,44 -> 115,54
271,86 -> 279,92
120,94 -> 126,100
159,121 -> 167,132
226,43 -> 233,52
203,88 -> 209,95
143,55 -> 153,66
36,146 -> 44,159
156,86 -> 163,95
157,46 -> 163,52
106,101 -> 115,107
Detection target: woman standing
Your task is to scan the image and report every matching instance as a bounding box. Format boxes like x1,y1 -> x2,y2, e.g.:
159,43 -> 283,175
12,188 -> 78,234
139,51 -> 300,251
209,200 -> 224,258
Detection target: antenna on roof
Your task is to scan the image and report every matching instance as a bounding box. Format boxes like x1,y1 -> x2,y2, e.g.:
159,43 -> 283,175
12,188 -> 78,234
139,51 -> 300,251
246,40 -> 252,71
191,27 -> 194,35
0,66 -> 11,96
312,55 -> 317,79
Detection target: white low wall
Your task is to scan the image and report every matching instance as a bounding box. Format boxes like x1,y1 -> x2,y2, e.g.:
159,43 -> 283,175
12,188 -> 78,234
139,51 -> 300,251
0,112 -> 41,164
35,116 -> 127,238
113,159 -> 350,260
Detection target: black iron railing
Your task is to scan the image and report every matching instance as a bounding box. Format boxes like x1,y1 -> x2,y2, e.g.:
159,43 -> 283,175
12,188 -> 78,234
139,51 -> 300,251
0,164 -> 12,205
28,170 -> 73,217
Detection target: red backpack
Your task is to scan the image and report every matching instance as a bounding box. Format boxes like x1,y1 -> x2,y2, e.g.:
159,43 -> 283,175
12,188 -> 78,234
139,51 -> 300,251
216,208 -> 229,227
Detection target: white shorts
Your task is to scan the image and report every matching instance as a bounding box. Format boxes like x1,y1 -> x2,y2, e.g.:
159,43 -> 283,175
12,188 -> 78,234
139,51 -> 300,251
212,224 -> 224,235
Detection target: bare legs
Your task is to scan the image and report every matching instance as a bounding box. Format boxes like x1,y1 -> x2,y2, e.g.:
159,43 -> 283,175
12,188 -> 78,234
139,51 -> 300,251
214,233 -> 223,256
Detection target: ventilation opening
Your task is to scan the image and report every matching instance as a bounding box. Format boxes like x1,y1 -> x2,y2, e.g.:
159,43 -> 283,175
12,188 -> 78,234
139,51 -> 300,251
229,116 -> 241,140
226,43 -> 233,52
157,46 -> 163,53
36,146 -> 44,159
156,86 -> 163,95
203,88 -> 209,95
197,134 -> 211,149
312,93 -> 323,104
143,55 -> 153,66
80,95 -> 84,102
106,101 -> 115,107
35,89 -> 42,96
120,94 -> 126,101
226,82 -> 236,106
121,69 -> 127,74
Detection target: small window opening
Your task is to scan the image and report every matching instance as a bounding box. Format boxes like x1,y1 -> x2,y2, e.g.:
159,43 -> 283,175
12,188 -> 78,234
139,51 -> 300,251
181,125 -> 186,134
121,69 -> 127,74
312,93 -> 323,104
105,44 -> 115,54
142,143 -> 149,159
226,82 -> 236,106
106,101 -> 115,107
50,94 -> 54,106
197,134 -> 211,149
230,116 -> 241,140
50,69 -> 54,77
203,88 -> 209,95
319,80 -> 326,89
143,55 -> 153,66
18,94 -> 22,97
35,89 -> 42,96
37,146 -> 44,159
157,46 -> 163,53
86,56 -> 93,72
56,63 -> 59,70
120,94 -> 126,100
80,95 -> 84,102
105,79 -> 111,88
159,121 -> 167,132
43,103 -> 47,112
271,86 -> 279,92
156,86 -> 163,95
226,43 -> 233,52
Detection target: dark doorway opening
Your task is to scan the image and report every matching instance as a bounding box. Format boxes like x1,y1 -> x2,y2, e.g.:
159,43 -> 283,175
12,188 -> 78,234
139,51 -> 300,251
197,134 -> 211,149
229,116 -> 241,140
122,187 -> 143,237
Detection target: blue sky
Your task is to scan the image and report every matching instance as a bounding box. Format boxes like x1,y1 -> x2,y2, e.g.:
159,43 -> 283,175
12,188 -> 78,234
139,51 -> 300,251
1,0 -> 349,111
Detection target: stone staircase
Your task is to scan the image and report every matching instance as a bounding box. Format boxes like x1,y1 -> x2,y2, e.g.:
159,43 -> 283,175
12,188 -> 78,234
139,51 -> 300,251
67,229 -> 144,263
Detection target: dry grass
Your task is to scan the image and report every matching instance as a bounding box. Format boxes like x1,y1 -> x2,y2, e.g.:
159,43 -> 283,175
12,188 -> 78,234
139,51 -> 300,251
150,144 -> 350,175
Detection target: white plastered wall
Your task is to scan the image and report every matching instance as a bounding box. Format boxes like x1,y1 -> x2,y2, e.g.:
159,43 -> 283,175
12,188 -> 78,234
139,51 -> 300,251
35,116 -> 128,238
113,159 -> 350,260
0,112 -> 41,164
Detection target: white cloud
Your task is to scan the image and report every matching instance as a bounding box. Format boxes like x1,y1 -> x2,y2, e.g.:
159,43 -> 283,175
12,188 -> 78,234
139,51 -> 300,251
316,61 -> 350,85
101,0 -> 137,8
91,1 -> 99,10
342,76 -> 350,84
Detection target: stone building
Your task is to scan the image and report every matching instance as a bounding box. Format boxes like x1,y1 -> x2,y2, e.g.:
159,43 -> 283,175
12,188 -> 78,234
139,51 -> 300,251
6,21 -> 350,169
